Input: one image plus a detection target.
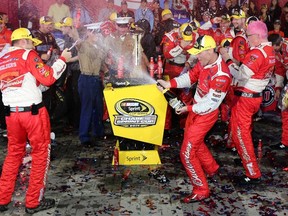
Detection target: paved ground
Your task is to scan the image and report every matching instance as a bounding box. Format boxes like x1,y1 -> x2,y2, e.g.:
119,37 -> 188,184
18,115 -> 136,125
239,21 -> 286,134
0,112 -> 287,216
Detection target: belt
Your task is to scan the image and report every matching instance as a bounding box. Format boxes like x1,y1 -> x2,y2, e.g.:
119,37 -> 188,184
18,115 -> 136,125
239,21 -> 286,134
234,91 -> 262,98
167,61 -> 185,67
8,102 -> 44,113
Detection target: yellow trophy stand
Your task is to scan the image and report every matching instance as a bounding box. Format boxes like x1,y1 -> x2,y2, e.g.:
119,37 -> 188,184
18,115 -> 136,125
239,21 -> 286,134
104,84 -> 167,165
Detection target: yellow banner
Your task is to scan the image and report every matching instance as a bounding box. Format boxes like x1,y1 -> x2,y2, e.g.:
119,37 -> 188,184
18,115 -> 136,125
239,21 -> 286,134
104,84 -> 167,146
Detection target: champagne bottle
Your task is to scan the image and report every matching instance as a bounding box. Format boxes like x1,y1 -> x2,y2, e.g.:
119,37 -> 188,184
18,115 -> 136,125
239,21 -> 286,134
149,57 -> 155,78
157,55 -> 163,79
157,82 -> 185,110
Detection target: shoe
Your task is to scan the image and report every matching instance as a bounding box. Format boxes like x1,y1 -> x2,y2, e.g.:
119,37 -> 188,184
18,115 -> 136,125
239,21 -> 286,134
182,193 -> 209,203
234,158 -> 242,166
270,143 -> 287,150
233,176 -> 261,186
25,198 -> 55,214
81,141 -> 92,147
0,203 -> 9,212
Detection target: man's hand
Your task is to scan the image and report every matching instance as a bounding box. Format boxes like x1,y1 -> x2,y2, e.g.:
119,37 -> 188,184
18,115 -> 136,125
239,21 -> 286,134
175,106 -> 188,115
41,53 -> 51,61
61,48 -> 72,62
156,79 -> 170,91
275,89 -> 281,101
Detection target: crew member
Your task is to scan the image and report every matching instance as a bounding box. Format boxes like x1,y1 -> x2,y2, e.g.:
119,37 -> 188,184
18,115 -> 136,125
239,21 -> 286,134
157,35 -> 231,202
0,27 -> 71,213
221,21 -> 275,185
162,23 -> 197,130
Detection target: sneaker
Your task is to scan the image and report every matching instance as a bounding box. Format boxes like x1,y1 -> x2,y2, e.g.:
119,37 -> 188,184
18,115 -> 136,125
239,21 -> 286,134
25,198 -> 55,214
270,143 -> 287,150
233,176 -> 261,186
182,193 -> 209,203
0,203 -> 9,212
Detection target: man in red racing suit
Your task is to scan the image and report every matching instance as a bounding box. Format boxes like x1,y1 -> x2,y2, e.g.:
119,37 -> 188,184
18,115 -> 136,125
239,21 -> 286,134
222,21 -> 275,185
157,35 -> 231,202
0,28 -> 71,214
161,23 -> 196,130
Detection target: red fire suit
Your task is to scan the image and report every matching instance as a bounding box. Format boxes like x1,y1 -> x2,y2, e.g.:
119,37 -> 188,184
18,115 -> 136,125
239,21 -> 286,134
227,42 -> 275,179
169,55 -> 231,196
225,31 -> 249,148
213,28 -> 234,47
162,29 -> 196,129
0,27 -> 12,52
274,49 -> 288,147
0,47 -> 67,208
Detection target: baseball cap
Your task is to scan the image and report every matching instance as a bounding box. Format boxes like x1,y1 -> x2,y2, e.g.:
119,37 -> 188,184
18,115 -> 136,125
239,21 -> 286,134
84,22 -> 103,33
180,23 -> 193,41
109,12 -> 118,21
55,17 -> 73,28
115,17 -> 131,27
39,16 -> 53,25
245,16 -> 258,25
11,28 -> 42,46
274,19 -> 281,25
221,14 -> 230,22
121,0 -> 127,5
161,9 -> 172,17
190,19 -> 200,32
220,38 -> 232,47
187,35 -> 216,55
231,8 -> 246,19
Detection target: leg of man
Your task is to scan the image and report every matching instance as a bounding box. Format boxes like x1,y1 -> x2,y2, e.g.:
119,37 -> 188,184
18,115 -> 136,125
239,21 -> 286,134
92,77 -> 104,138
0,113 -> 26,205
281,110 -> 288,146
180,110 -> 219,197
231,96 -> 262,179
78,75 -> 93,143
25,108 -> 51,208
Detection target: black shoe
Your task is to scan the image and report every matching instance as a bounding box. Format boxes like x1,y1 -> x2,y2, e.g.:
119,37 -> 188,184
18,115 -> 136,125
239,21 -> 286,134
0,203 -> 9,212
25,198 -> 55,214
270,143 -> 287,150
234,158 -> 242,166
81,141 -> 92,147
233,176 -> 261,186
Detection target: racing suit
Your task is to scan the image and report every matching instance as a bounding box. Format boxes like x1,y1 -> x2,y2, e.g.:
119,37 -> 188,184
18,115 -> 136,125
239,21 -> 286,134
0,27 -> 12,52
162,29 -> 196,129
169,55 -> 231,196
213,27 -> 234,47
0,47 -> 67,208
276,45 -> 288,147
225,31 -> 249,148
226,42 -> 275,179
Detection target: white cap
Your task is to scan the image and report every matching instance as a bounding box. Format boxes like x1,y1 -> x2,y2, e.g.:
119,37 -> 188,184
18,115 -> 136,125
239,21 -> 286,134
84,22 -> 103,30
114,17 -> 131,25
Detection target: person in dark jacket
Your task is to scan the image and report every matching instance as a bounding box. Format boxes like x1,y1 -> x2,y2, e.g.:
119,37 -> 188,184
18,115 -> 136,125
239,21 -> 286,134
135,19 -> 157,60
18,0 -> 39,30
